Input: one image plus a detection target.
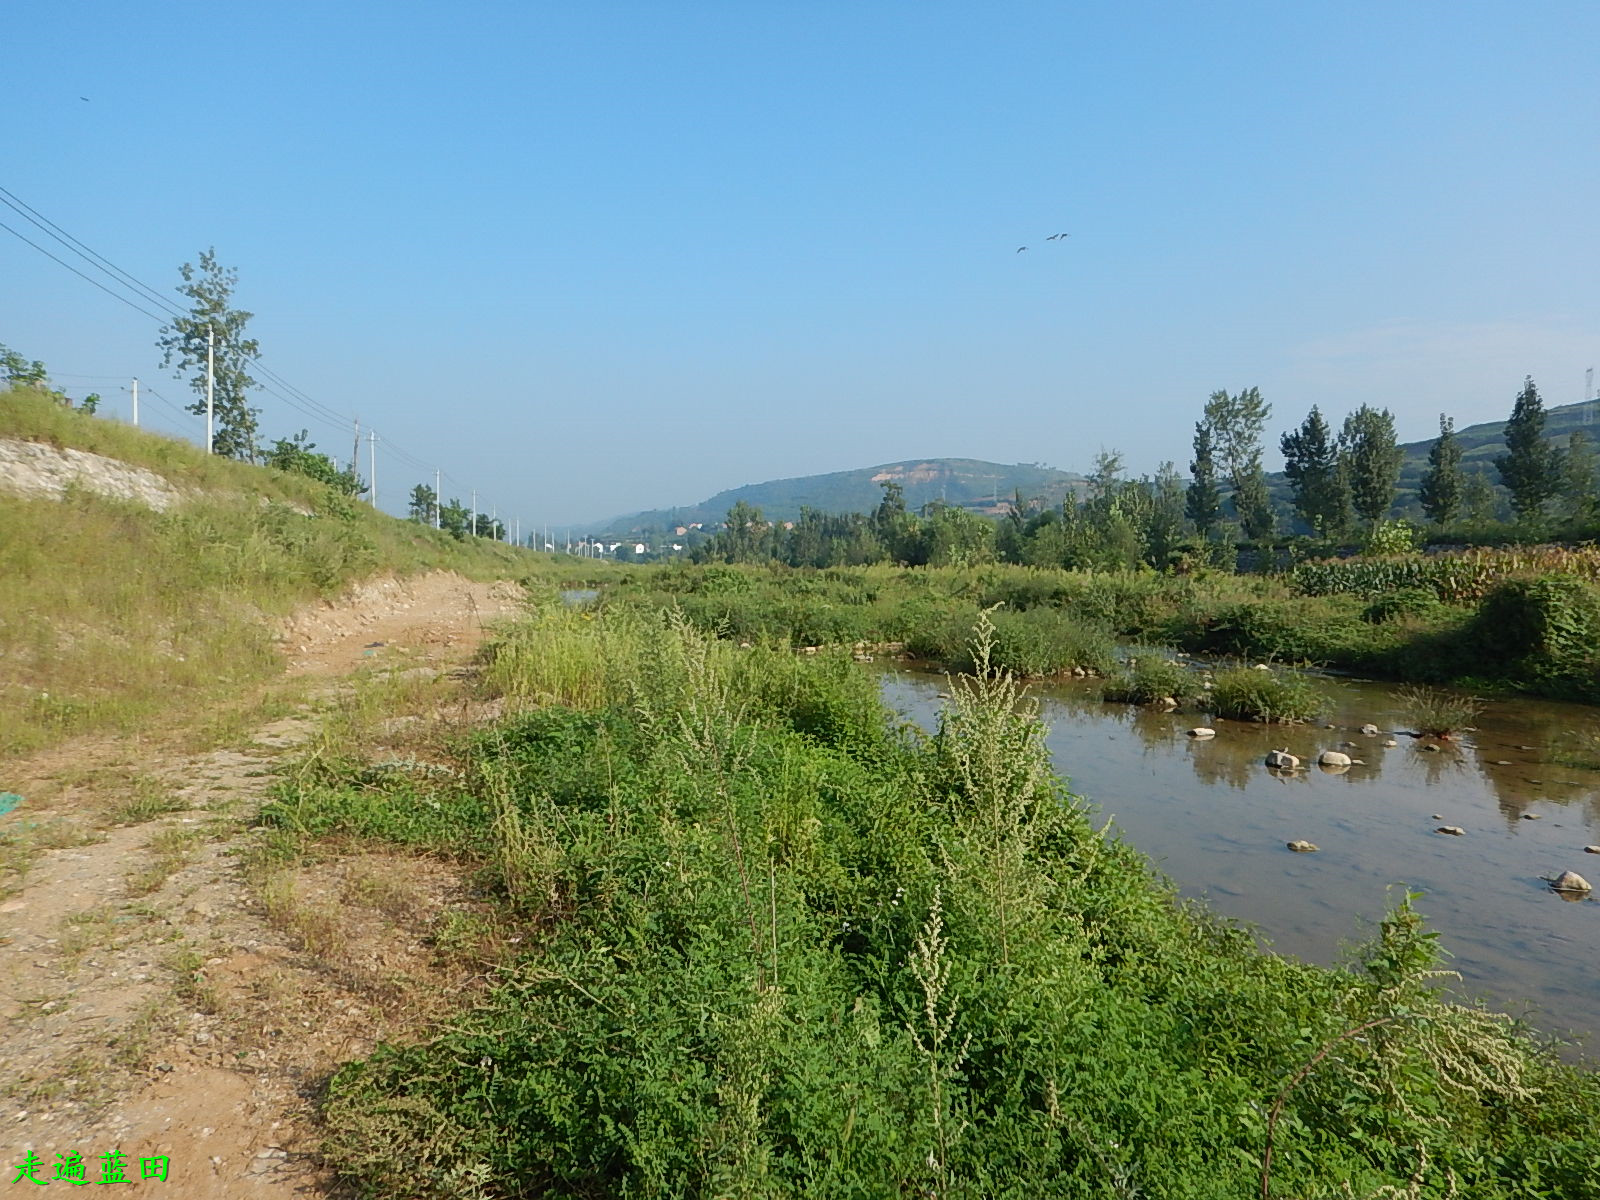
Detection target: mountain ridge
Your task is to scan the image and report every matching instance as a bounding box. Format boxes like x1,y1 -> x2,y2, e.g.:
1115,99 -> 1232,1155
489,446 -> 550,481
592,396 -> 1600,534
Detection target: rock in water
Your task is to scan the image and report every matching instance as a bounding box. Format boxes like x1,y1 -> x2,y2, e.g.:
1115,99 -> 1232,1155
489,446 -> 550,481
1287,840 -> 1319,853
1549,870 -> 1592,893
1585,845 -> 1600,855
1435,825 -> 1466,836
1187,727 -> 1216,739
1360,723 -> 1380,736
1318,750 -> 1352,768
1382,738 -> 1399,747
1265,749 -> 1299,770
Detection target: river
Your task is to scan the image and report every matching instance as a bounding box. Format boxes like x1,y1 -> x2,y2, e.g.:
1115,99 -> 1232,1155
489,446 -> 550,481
878,661 -> 1600,1053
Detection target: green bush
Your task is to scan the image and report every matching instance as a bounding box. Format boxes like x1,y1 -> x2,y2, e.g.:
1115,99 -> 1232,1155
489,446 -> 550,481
1467,574 -> 1600,699
1208,666 -> 1324,723
1362,586 -> 1441,624
1102,654 -> 1198,705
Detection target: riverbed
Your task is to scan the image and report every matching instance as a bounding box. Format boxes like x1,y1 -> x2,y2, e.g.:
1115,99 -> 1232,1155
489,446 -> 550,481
879,662 -> 1600,1052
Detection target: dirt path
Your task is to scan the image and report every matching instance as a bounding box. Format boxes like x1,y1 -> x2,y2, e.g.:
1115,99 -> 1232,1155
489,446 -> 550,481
0,571 -> 525,1197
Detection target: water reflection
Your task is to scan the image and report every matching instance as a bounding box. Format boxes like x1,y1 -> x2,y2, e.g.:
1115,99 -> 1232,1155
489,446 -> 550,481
878,662 -> 1600,1052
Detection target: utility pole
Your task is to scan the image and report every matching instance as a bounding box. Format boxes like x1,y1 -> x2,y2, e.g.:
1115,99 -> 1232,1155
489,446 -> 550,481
130,377 -> 139,427
514,516 -> 519,546
205,326 -> 215,454
470,489 -> 477,538
368,430 -> 377,508
491,504 -> 498,541
434,469 -> 442,529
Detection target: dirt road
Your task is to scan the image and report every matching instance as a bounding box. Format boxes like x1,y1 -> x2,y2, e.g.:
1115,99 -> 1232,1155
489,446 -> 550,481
0,571 -> 525,1197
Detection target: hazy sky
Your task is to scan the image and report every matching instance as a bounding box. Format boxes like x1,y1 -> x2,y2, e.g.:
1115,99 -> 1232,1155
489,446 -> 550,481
6,1 -> 1597,527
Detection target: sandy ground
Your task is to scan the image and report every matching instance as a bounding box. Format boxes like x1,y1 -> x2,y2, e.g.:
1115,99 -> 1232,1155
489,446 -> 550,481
0,571 -> 524,1197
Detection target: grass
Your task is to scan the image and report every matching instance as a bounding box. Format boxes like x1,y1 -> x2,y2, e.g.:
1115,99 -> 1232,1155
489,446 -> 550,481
259,871 -> 347,958
1102,651 -> 1200,705
272,603 -> 1600,1199
100,774 -> 189,825
1209,665 -> 1325,723
1396,685 -> 1484,738
124,825 -> 206,896
0,384 -> 571,758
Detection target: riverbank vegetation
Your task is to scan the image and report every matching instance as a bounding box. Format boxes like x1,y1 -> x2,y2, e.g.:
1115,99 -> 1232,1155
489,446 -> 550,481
274,602 -> 1600,1197
603,555 -> 1600,704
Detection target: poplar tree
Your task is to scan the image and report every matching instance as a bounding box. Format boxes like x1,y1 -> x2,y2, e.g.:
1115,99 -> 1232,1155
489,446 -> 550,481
1279,405 -> 1349,536
1561,430 -> 1598,523
157,249 -> 262,459
1339,405 -> 1404,529
1417,414 -> 1463,527
1204,387 -> 1274,542
1495,376 -> 1562,520
1185,420 -> 1223,539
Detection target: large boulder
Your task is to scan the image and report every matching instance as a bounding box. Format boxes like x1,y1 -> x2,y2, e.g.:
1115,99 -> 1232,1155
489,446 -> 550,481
1549,870 -> 1592,893
1318,750 -> 1353,768
1265,749 -> 1300,771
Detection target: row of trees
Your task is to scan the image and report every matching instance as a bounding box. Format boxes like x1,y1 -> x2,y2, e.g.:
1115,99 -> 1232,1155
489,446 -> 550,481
405,483 -> 505,541
694,377 -> 1597,572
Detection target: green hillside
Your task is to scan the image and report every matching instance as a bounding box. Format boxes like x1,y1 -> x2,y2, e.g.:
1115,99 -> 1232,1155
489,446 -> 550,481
1394,396 -> 1600,487
594,457 -> 1087,535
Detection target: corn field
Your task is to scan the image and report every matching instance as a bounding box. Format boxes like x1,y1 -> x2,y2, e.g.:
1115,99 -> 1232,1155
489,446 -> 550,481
1289,545 -> 1600,604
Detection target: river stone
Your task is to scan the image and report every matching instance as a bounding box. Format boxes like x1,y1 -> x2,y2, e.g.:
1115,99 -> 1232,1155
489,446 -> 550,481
1521,813 -> 1542,820
1360,723 -> 1381,736
1435,825 -> 1466,836
1319,750 -> 1352,767
1286,840 -> 1319,853
1265,749 -> 1299,770
1549,870 -> 1592,893
1585,846 -> 1600,854
1187,727 -> 1216,739
1383,738 -> 1399,747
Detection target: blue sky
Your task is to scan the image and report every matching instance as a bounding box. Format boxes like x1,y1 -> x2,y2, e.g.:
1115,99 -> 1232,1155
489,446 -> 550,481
6,1 -> 1597,527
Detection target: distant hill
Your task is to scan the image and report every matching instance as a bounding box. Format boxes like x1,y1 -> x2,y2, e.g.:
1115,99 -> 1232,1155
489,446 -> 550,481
592,458 -> 1088,535
1394,395 -> 1600,486
598,398 -> 1600,537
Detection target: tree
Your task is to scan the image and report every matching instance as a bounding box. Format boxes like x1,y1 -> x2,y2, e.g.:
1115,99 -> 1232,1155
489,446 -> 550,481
1461,466 -> 1499,525
156,249 -> 261,459
1339,405 -> 1403,529
0,342 -> 48,386
1495,376 -> 1562,521
1279,405 -> 1349,537
1203,387 -> 1274,541
262,430 -> 365,496
1186,420 -> 1223,539
408,483 -> 439,525
1561,430 -> 1598,523
439,496 -> 471,539
718,500 -> 769,563
1147,462 -> 1188,569
1417,413 -> 1463,528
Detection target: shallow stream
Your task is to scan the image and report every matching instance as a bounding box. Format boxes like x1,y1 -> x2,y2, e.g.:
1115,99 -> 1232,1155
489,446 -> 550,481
879,662 -> 1600,1051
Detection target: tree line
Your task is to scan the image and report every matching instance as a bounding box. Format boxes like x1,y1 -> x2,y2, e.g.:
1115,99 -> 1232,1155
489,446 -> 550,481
696,378 -> 1597,570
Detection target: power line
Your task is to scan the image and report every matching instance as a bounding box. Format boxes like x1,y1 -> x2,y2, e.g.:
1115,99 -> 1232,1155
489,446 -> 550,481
2,184 -> 527,528
0,186 -> 184,319
0,217 -> 170,323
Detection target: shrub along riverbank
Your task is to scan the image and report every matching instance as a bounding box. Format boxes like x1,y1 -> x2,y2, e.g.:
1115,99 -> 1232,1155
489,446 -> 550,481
275,600 -> 1600,1198
603,559 -> 1600,704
